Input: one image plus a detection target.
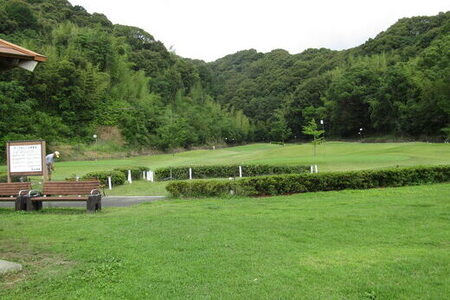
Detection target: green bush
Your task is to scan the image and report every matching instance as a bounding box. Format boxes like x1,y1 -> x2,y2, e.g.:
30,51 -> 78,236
81,170 -> 126,186
166,165 -> 450,197
155,164 -> 309,181
114,166 -> 149,180
0,173 -> 29,183
166,180 -> 237,198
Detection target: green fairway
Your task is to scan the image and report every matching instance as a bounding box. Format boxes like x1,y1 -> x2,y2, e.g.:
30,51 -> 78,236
2,142 -> 450,196
1,183 -> 449,299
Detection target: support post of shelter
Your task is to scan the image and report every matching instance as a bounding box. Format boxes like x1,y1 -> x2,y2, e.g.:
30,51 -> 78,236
6,142 -> 11,183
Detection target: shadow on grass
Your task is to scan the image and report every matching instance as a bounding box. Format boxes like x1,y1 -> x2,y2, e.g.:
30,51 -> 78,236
0,208 -> 93,215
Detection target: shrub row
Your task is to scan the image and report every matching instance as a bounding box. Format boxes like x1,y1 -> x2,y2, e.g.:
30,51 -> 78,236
155,164 -> 309,181
81,166 -> 149,186
0,173 -> 26,183
114,167 -> 149,180
166,165 -> 450,197
81,170 -> 126,186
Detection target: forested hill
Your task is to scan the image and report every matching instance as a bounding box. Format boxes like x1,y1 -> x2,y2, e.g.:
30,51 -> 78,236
209,12 -> 450,140
0,0 -> 251,157
0,0 -> 449,157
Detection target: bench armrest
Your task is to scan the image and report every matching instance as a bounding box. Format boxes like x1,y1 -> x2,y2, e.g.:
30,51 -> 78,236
90,189 -> 101,196
18,190 -> 29,196
27,190 -> 41,197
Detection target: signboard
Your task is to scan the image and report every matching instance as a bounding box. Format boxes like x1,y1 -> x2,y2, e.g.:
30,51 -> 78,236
6,140 -> 47,181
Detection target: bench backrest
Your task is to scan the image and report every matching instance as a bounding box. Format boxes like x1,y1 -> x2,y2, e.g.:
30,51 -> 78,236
43,181 -> 101,196
0,182 -> 32,196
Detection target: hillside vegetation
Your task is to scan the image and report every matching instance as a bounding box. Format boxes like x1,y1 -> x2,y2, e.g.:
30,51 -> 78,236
0,0 -> 251,161
0,0 -> 449,159
210,12 -> 450,140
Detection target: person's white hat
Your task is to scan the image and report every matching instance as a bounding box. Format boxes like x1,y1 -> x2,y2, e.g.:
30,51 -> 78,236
54,151 -> 60,158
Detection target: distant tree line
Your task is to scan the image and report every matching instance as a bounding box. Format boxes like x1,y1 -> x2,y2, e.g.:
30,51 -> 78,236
208,12 -> 450,141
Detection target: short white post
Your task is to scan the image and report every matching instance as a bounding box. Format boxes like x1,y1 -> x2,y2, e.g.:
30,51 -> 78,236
76,176 -> 79,181
150,171 -> 154,182
239,165 -> 243,178
108,176 -> 112,190
146,171 -> 154,182
143,171 -> 146,179
315,165 -> 318,173
128,170 -> 132,184
213,146 -> 216,150
310,165 -> 314,173
189,168 -> 193,180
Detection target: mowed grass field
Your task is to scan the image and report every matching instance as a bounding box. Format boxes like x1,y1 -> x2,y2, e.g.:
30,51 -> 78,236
2,142 -> 449,196
1,183 -> 449,299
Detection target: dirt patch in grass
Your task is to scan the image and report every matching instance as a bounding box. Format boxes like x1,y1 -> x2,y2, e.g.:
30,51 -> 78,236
0,242 -> 75,289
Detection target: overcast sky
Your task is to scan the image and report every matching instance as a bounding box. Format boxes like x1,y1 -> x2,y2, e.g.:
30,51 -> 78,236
68,0 -> 449,62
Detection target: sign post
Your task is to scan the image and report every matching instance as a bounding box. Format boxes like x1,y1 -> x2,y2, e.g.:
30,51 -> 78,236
6,140 -> 47,182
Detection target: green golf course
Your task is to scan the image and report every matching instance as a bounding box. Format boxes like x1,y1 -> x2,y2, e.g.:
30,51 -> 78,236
1,142 -> 450,299
4,141 -> 446,196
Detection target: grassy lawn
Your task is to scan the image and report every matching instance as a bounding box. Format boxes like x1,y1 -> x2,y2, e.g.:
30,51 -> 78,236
1,142 -> 450,196
1,183 -> 449,299
106,180 -> 169,196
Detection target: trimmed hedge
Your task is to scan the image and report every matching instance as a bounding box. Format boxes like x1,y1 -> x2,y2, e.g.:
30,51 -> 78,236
0,173 -> 30,182
155,164 -> 309,181
114,166 -> 149,180
81,170 -> 126,186
0,173 -> 25,183
166,165 -> 450,197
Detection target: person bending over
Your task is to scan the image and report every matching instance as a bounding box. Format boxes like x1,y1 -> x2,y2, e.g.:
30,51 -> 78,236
46,151 -> 60,181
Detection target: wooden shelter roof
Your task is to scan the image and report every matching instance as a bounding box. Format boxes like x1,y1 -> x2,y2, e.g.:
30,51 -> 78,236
0,38 -> 47,62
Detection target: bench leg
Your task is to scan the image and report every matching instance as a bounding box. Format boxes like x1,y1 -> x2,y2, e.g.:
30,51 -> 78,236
87,195 -> 101,213
26,198 -> 42,211
15,196 -> 26,211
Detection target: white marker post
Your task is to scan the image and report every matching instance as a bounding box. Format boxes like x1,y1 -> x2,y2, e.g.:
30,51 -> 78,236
76,176 -> 79,181
143,171 -> 146,179
128,170 -> 132,184
189,168 -> 193,180
108,176 -> 112,190
315,165 -> 318,173
146,171 -> 154,182
310,165 -> 314,173
239,166 -> 243,178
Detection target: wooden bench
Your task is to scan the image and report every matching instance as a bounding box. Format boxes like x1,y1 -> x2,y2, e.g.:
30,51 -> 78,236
27,181 -> 102,213
0,182 -> 32,210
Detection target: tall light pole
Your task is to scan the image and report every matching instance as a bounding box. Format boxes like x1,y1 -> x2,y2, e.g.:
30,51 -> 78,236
320,119 -> 325,141
320,120 -> 325,166
358,128 -> 363,142
93,134 -> 98,161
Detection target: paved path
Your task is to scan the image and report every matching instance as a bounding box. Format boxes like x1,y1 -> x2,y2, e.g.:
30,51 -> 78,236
0,196 -> 166,209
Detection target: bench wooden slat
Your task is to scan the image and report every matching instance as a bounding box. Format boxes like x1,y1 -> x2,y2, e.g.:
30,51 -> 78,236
32,196 -> 89,201
43,182 -> 99,186
0,182 -> 32,196
42,181 -> 101,196
0,197 -> 18,201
